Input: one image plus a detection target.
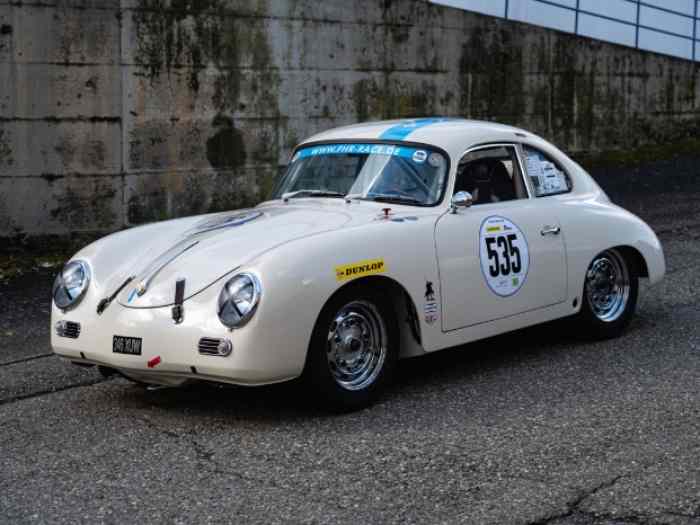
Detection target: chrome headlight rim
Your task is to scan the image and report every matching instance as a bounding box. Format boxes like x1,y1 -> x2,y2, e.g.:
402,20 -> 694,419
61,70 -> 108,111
217,272 -> 262,329
52,260 -> 91,311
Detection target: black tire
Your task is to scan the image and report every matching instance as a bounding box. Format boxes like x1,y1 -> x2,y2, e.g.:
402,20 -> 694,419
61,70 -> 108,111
302,285 -> 398,412
574,248 -> 639,340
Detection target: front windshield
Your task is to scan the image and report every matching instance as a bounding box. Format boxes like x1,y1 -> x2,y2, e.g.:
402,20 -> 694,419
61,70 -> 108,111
271,143 -> 449,206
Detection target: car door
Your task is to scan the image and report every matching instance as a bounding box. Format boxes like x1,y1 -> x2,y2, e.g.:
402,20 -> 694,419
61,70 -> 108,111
435,144 -> 567,332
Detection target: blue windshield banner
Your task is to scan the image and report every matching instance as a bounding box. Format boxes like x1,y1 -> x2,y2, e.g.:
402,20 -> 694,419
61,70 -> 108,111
293,143 -> 422,162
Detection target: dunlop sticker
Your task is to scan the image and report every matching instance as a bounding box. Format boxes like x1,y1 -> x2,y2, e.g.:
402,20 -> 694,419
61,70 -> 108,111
335,258 -> 386,282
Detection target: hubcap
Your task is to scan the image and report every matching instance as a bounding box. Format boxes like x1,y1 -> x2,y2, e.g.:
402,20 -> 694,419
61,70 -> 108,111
326,301 -> 387,391
585,250 -> 630,323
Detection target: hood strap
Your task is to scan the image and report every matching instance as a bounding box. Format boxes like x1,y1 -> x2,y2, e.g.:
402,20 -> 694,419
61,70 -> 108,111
171,279 -> 186,324
97,276 -> 135,315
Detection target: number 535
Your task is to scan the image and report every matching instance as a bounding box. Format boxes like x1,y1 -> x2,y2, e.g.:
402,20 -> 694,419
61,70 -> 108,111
485,234 -> 522,277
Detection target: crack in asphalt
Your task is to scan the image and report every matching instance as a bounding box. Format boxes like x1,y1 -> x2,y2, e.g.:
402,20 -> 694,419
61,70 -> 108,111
0,376 -> 112,407
134,414 -> 587,518
528,470 -> 700,525
528,473 -> 631,525
133,415 -> 297,495
530,473 -> 630,525
1,369 -> 687,523
0,353 -> 53,367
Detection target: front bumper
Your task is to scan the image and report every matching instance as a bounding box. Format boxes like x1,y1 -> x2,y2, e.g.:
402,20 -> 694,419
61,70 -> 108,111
50,288 -> 302,387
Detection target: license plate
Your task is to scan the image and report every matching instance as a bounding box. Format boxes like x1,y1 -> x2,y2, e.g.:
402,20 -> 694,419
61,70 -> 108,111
113,335 -> 143,356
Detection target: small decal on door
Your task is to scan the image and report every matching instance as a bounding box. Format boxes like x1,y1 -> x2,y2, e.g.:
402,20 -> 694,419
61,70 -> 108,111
424,281 -> 438,325
479,216 -> 530,297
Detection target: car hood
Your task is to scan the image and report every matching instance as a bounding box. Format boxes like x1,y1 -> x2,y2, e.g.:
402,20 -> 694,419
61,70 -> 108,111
110,203 -> 361,308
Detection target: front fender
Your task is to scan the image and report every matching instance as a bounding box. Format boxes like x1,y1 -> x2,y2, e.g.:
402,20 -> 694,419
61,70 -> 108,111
245,216 -> 442,375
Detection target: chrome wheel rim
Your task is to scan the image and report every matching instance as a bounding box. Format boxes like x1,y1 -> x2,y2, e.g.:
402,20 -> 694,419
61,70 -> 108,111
585,250 -> 630,323
326,301 -> 387,391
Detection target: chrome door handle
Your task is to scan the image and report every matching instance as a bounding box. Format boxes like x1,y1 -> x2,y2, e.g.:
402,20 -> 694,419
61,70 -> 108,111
540,225 -> 561,236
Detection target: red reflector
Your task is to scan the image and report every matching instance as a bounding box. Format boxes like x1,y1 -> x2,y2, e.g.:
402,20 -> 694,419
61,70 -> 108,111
147,356 -> 161,368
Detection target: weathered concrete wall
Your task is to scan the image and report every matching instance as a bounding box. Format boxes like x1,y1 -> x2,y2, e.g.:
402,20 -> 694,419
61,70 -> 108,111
1,0 -> 699,241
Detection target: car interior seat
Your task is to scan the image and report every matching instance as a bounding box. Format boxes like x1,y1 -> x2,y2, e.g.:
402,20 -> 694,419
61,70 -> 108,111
472,161 -> 494,204
488,160 -> 516,202
454,163 -> 474,195
454,158 -> 516,204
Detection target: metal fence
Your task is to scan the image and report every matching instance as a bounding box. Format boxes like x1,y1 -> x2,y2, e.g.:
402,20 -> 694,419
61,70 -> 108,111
432,0 -> 700,61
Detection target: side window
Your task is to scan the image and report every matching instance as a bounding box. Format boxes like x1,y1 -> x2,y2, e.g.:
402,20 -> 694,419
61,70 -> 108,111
454,146 -> 528,205
523,146 -> 572,197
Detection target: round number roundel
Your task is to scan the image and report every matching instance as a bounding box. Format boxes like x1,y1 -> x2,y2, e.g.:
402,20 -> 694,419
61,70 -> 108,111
479,216 -> 530,297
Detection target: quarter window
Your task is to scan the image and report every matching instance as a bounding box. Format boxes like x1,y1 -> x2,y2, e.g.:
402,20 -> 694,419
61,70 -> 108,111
523,146 -> 572,197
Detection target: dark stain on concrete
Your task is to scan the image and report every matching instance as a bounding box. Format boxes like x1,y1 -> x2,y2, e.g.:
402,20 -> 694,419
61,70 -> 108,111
128,0 -> 281,221
54,136 -> 76,169
50,180 -> 117,230
206,114 -> 246,169
41,174 -> 65,183
352,76 -> 436,121
178,124 -> 205,164
85,76 -> 98,92
132,0 -> 281,112
459,23 -> 526,122
352,80 -> 372,122
207,171 -> 260,213
0,24 -> 12,35
0,192 -> 14,234
82,140 -> 107,171
0,129 -> 13,167
127,188 -> 168,224
132,0 -> 223,92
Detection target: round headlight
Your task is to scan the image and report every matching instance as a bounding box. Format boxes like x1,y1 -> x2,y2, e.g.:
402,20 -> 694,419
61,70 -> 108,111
217,273 -> 261,328
52,260 -> 91,310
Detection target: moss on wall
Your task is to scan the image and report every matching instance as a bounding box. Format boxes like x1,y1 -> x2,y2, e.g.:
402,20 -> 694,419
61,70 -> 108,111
129,0 -> 281,219
576,137 -> 700,171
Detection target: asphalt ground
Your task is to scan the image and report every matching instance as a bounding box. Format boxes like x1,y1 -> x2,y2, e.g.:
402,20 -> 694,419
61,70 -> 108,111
0,189 -> 699,524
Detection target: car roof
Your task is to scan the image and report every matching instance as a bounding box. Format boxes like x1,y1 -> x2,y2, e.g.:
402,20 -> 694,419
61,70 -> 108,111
298,118 -> 554,160
296,118 -> 599,198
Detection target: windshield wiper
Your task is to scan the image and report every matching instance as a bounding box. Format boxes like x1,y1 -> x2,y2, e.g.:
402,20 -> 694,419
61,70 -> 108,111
358,194 -> 424,205
282,190 -> 345,201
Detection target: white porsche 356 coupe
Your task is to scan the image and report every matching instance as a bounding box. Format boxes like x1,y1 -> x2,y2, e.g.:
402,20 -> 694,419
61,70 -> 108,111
52,119 -> 665,410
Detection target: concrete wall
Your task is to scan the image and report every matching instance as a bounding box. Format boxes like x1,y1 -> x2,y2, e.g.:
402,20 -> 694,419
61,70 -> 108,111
1,0 -> 699,241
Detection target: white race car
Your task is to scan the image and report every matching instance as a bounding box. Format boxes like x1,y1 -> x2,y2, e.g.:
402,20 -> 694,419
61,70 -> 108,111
51,119 -> 665,410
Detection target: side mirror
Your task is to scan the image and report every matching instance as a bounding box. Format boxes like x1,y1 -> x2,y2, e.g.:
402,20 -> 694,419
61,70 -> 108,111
450,191 -> 473,214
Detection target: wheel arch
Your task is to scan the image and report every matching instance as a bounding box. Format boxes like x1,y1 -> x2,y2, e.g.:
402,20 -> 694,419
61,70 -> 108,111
613,245 -> 649,278
316,275 -> 424,359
